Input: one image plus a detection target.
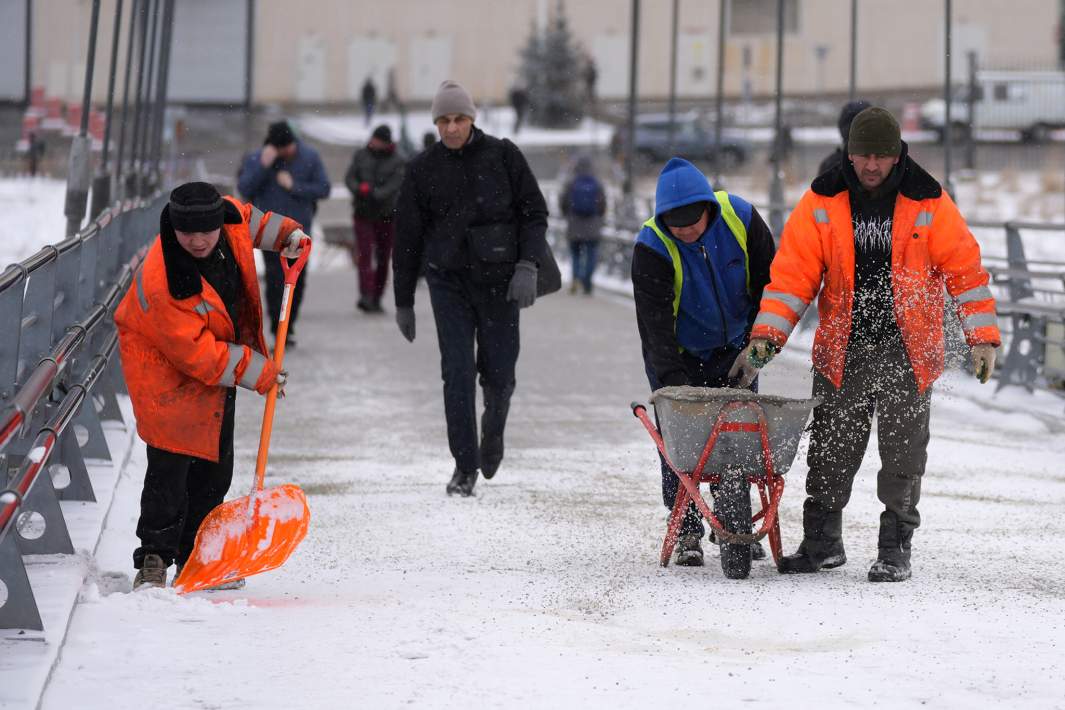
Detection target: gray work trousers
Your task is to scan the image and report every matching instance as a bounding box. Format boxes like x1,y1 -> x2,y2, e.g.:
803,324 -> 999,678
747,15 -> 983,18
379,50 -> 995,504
805,338 -> 932,547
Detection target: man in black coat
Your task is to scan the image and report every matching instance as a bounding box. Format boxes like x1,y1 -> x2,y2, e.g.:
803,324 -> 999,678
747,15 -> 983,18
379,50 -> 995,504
393,80 -> 550,497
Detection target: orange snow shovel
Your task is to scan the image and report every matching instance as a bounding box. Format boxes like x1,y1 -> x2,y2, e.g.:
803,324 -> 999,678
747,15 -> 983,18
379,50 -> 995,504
174,242 -> 312,594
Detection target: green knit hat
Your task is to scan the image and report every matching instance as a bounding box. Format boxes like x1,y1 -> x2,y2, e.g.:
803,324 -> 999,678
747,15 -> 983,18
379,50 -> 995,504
847,107 -> 901,156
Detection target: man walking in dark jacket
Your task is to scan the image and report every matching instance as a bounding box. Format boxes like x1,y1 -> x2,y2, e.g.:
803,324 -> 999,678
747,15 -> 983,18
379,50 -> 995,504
237,121 -> 330,347
345,124 -> 405,313
632,157 -> 776,567
394,80 -> 550,497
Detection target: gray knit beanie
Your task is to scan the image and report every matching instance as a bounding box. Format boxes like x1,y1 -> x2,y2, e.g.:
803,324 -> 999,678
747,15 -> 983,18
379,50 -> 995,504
431,81 -> 477,122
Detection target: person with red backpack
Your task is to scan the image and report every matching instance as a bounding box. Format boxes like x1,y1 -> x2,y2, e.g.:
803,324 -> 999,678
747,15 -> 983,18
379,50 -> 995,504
559,155 -> 607,294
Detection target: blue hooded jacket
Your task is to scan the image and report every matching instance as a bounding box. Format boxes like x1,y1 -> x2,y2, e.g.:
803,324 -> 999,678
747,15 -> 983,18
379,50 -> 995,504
634,157 -> 756,359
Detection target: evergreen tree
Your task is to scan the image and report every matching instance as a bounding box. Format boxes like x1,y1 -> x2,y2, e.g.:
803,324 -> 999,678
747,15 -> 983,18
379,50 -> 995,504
517,2 -> 586,128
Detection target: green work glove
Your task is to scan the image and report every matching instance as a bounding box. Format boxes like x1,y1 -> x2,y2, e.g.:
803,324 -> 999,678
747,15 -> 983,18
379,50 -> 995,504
971,344 -> 996,384
747,339 -> 778,369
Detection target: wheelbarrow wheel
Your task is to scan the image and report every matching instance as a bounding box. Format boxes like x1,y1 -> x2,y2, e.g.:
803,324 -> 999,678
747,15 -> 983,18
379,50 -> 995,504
716,470 -> 753,580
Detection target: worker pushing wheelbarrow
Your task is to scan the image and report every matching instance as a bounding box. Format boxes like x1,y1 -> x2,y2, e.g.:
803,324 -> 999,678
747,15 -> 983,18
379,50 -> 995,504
629,156 -> 780,571
632,387 -> 819,579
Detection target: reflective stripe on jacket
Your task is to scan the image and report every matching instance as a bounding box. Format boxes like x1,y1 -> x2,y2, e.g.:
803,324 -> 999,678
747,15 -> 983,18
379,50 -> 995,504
115,196 -> 294,461
752,167 -> 1001,393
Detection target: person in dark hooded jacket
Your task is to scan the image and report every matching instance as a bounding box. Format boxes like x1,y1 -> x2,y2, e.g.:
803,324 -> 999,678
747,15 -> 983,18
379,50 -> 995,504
631,157 -> 775,567
345,124 -> 405,312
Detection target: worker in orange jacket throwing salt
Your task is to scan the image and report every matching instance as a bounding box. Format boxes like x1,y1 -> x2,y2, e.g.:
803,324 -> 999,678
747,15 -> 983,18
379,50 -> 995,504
729,108 -> 1001,583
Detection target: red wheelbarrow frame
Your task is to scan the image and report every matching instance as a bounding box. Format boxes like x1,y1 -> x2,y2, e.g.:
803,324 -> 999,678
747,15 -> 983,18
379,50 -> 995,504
631,401 -> 785,567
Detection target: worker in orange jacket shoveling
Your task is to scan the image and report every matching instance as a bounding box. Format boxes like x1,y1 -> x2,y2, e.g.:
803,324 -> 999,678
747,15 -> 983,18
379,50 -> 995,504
729,107 -> 1001,583
115,182 -> 307,590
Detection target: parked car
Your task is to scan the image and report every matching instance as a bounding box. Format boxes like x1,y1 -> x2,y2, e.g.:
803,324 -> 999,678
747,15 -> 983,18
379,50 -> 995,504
920,70 -> 1065,143
611,111 -> 751,170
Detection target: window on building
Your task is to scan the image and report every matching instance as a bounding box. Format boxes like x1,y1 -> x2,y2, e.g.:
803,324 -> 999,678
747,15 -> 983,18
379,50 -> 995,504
728,0 -> 800,35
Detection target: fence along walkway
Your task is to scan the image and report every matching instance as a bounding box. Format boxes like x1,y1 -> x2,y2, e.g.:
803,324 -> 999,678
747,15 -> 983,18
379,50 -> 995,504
0,196 -> 161,638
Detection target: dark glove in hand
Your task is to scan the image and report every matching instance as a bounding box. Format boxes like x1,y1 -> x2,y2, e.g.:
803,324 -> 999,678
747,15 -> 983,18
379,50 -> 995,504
506,261 -> 538,309
396,307 -> 416,342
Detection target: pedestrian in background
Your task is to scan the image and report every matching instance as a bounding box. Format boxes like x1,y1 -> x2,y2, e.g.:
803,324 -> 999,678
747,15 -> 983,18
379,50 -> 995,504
345,124 -> 405,313
361,77 -> 378,127
237,120 -> 330,348
817,99 -> 872,176
509,84 -> 530,134
738,107 -> 1001,582
559,155 -> 606,295
393,80 -> 554,497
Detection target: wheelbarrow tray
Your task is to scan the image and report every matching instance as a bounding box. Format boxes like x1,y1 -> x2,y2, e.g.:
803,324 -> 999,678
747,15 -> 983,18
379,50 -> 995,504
650,386 -> 820,476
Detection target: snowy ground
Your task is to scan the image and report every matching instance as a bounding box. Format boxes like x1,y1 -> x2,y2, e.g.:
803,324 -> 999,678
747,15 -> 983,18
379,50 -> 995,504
33,268 -> 1065,709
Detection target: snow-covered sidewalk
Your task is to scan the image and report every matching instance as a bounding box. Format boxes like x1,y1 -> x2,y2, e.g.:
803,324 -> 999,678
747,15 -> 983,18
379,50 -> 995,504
37,268 -> 1065,709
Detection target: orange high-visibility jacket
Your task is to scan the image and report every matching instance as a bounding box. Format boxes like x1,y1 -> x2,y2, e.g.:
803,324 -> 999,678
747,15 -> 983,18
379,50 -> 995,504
116,196 -> 301,461
751,158 -> 1001,393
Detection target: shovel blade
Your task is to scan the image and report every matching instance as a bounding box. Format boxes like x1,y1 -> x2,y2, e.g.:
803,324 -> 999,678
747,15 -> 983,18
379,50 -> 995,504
174,484 -> 309,594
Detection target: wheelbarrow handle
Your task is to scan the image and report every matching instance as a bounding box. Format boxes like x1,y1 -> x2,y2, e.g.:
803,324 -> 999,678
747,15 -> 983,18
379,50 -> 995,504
630,401 -> 646,417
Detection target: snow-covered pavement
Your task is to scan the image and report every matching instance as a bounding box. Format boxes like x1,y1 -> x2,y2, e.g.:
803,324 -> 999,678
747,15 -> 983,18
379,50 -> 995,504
38,268 -> 1065,709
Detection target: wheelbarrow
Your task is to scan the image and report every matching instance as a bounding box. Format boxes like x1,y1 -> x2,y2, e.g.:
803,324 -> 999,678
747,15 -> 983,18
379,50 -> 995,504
631,386 -> 820,579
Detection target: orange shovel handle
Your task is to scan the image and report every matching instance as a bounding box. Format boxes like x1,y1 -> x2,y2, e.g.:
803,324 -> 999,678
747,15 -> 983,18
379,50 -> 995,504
253,242 -> 312,491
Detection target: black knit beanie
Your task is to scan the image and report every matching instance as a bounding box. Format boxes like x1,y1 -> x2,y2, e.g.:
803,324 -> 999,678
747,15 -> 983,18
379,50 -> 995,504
372,124 -> 392,143
168,182 -> 224,233
265,120 -> 296,147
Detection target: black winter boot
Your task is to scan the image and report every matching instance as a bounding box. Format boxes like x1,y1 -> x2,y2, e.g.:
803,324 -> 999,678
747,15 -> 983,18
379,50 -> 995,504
446,467 -> 478,497
674,534 -> 704,566
868,511 -> 913,582
480,386 -> 513,480
778,499 -> 846,574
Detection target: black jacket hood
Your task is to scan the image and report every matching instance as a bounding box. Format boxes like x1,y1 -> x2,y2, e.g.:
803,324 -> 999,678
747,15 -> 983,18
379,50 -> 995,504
159,199 -> 243,300
810,141 -> 942,202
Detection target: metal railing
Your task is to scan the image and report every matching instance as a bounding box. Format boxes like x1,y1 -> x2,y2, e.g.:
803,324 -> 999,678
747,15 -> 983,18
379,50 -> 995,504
0,193 -> 163,631
545,189 -> 1065,406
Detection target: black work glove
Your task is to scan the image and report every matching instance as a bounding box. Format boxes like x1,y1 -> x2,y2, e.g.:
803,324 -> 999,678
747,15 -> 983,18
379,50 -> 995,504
396,307 -> 416,342
506,260 -> 538,309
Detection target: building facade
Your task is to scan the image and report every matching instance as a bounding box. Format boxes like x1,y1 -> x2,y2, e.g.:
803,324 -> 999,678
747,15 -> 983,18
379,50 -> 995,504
17,0 -> 1065,107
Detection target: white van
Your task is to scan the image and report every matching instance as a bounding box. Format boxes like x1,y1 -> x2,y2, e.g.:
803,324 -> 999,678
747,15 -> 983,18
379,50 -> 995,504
919,70 -> 1065,142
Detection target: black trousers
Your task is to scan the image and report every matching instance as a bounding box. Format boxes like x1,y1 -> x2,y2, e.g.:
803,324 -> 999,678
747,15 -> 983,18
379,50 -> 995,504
133,389 -> 236,569
264,255 -> 308,335
643,346 -> 753,538
804,338 -> 931,551
426,268 -> 520,473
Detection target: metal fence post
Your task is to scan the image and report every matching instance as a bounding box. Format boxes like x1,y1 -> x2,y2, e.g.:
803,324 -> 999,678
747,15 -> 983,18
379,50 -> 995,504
0,533 -> 43,631
64,0 -> 102,237
768,0 -> 786,238
91,0 -> 125,220
9,457 -> 75,557
623,0 -> 640,205
713,0 -> 726,186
